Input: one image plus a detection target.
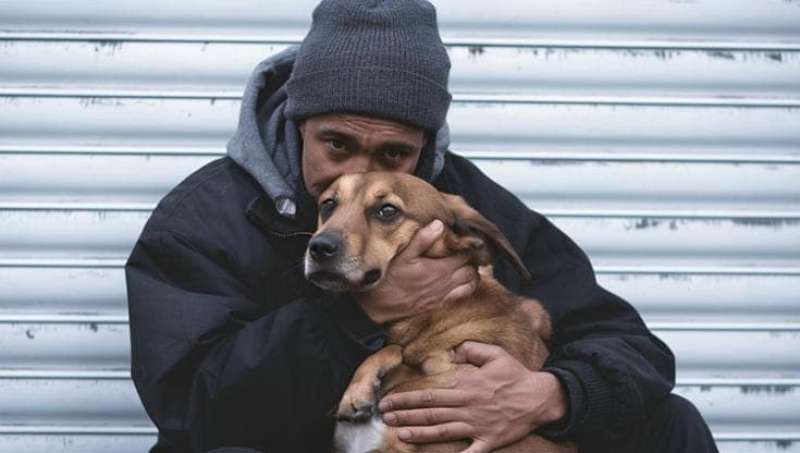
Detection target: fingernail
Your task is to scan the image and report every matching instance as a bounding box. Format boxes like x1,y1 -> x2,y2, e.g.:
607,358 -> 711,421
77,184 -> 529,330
398,429 -> 411,440
379,400 -> 392,412
429,220 -> 443,233
383,413 -> 397,425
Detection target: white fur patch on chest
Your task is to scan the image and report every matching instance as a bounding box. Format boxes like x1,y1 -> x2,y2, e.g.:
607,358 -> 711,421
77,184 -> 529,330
333,416 -> 386,453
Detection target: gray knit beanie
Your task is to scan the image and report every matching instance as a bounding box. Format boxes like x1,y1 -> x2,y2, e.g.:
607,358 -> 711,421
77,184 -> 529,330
285,0 -> 452,132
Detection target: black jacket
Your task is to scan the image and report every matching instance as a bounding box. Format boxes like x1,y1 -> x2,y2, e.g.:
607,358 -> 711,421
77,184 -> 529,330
126,153 -> 675,452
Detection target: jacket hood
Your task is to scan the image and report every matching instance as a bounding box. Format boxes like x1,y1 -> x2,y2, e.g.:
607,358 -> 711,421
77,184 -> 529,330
226,46 -> 451,219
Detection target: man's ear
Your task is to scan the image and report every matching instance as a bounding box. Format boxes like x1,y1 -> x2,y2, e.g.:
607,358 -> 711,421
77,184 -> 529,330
441,193 -> 532,280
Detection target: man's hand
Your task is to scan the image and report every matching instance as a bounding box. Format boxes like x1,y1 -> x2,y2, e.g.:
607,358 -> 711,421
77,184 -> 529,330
378,341 -> 568,453
355,220 -> 478,324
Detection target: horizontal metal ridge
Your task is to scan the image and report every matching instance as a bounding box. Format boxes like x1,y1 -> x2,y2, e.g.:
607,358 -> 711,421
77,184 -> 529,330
2,202 -> 799,221
3,145 -> 799,165
0,144 -> 224,156
713,432 -> 800,441
1,258 -> 798,276
539,209 -> 800,220
648,322 -> 800,332
594,265 -> 800,276
0,369 -> 132,379
0,202 -> 155,212
2,313 -> 799,332
676,378 -> 800,387
460,150 -> 800,165
1,31 -> 800,51
3,88 -> 799,108
0,314 -> 130,324
0,258 -> 126,268
2,369 -> 798,387
0,425 -> 157,435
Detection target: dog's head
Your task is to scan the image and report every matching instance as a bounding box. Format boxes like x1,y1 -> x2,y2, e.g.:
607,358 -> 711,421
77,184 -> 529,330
304,172 -> 530,292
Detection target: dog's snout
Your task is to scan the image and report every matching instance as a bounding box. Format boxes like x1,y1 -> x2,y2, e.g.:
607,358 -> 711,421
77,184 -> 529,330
309,233 -> 342,261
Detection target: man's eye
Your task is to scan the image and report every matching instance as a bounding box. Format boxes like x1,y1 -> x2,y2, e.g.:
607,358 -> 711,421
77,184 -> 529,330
376,204 -> 400,220
328,139 -> 346,151
384,149 -> 406,161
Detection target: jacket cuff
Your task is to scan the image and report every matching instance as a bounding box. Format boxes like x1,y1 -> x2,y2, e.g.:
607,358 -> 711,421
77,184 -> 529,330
325,295 -> 387,354
538,360 -> 614,439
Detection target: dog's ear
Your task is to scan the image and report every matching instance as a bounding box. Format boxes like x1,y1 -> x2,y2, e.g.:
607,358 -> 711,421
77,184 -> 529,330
441,193 -> 532,280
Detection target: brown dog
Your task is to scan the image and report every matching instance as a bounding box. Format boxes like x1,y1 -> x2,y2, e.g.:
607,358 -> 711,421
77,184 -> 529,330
304,172 -> 576,453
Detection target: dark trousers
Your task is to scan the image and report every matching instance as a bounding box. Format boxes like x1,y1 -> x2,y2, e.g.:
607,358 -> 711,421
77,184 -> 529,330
584,394 -> 719,453
206,394 -> 718,453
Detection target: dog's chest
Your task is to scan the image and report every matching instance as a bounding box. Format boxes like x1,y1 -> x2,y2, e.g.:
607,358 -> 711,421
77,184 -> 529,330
333,416 -> 386,453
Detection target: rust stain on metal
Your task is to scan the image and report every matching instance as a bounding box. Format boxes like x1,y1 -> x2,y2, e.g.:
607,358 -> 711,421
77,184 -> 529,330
740,385 -> 795,395
467,46 -> 485,57
768,53 -> 784,62
708,51 -> 735,60
731,218 -> 799,229
629,218 -> 663,230
92,40 -> 124,54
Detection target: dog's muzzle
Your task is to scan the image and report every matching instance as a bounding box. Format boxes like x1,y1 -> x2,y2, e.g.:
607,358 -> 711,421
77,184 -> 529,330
305,232 -> 382,291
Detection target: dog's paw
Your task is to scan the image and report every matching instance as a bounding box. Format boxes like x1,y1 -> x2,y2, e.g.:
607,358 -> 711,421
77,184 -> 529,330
336,398 -> 376,423
336,378 -> 381,422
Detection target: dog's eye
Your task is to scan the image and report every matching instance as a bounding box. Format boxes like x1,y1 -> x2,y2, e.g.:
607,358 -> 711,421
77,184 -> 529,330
376,204 -> 400,221
320,198 -> 337,220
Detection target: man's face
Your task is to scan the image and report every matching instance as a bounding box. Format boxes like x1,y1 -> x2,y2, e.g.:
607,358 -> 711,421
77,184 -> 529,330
299,113 -> 427,198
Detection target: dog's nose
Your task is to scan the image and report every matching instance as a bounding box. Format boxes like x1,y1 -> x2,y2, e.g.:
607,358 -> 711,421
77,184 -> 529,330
309,233 -> 342,261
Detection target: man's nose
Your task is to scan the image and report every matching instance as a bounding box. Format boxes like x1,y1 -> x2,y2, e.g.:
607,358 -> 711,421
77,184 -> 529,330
344,153 -> 380,173
308,232 -> 343,261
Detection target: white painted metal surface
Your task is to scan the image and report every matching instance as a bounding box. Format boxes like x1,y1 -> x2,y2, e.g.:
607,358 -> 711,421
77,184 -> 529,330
0,1 -> 798,452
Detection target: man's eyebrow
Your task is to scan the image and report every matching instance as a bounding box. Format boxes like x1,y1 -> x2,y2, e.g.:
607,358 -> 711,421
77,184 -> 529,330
316,127 -> 420,152
379,141 -> 419,153
316,127 -> 356,139
315,127 -> 359,145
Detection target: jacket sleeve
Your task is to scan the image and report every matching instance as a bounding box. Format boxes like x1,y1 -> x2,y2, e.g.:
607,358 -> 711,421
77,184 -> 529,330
125,228 -> 384,452
521,215 -> 676,444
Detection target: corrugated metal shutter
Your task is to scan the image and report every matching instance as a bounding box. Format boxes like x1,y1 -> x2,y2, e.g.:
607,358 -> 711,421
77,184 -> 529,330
1,1 -> 798,451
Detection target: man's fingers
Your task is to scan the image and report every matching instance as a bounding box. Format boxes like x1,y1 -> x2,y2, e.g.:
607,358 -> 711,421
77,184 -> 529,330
383,407 -> 463,426
442,280 -> 477,304
379,389 -> 466,412
400,220 -> 444,258
459,439 -> 492,453
449,264 -> 477,287
439,264 -> 478,304
434,251 -> 473,272
396,422 -> 473,444
453,341 -> 505,366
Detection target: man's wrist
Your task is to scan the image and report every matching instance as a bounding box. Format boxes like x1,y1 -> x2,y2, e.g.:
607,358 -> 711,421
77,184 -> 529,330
535,371 -> 569,425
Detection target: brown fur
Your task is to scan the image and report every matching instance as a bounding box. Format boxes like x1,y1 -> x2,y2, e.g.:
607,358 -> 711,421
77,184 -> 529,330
307,172 -> 576,453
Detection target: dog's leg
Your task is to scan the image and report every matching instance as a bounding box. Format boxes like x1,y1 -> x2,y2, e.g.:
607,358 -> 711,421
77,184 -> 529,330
337,344 -> 404,421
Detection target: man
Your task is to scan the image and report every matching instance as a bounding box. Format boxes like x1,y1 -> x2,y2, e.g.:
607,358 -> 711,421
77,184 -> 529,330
125,1 -> 718,452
